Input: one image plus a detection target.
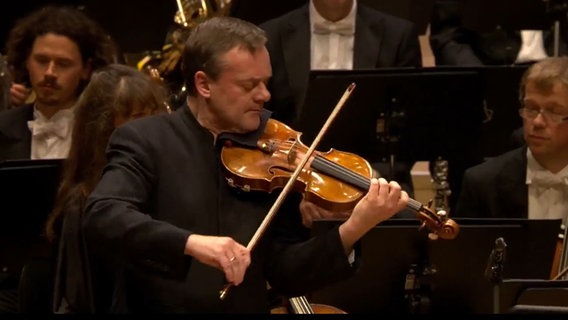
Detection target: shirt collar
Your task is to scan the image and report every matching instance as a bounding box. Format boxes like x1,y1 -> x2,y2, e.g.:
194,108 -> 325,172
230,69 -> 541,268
526,148 -> 568,186
309,0 -> 357,34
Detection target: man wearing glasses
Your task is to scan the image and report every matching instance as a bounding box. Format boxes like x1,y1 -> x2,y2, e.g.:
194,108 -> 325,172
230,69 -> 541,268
454,56 -> 568,221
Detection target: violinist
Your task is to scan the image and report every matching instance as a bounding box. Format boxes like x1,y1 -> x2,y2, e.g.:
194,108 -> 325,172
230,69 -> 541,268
83,16 -> 409,313
456,57 -> 568,220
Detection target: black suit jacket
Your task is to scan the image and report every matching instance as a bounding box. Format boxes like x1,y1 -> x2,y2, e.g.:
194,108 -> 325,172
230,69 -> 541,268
0,104 -> 33,161
260,3 -> 422,125
83,106 -> 357,313
430,0 -> 568,66
454,147 -> 528,218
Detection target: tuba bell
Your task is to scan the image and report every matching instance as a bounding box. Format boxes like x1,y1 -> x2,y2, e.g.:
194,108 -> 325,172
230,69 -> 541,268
174,0 -> 233,29
136,0 -> 232,109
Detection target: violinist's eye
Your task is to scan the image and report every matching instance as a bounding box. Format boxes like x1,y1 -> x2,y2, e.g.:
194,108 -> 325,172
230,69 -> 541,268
239,81 -> 255,91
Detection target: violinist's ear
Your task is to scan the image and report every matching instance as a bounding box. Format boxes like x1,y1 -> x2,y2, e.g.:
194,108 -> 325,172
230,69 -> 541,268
195,71 -> 211,98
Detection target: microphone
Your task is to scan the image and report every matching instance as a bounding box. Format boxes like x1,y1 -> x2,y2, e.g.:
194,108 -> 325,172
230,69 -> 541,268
485,237 -> 507,283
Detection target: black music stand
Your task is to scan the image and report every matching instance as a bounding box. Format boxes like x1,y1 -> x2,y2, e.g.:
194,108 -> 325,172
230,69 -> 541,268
308,218 -> 432,314
499,279 -> 568,314
428,218 -> 561,314
308,218 -> 560,314
295,67 -> 485,164
0,159 -> 63,274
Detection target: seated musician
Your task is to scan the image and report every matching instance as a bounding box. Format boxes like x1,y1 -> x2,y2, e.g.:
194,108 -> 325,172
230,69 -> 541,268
0,6 -> 116,313
456,57 -> 568,221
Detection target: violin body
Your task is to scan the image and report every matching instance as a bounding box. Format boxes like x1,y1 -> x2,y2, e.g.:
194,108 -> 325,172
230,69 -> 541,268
221,118 -> 372,212
221,118 -> 459,240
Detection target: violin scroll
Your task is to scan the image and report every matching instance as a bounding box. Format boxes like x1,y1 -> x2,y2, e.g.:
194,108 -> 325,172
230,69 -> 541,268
414,201 -> 459,240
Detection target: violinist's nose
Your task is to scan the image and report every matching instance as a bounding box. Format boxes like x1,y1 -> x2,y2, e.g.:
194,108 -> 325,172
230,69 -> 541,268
254,82 -> 271,103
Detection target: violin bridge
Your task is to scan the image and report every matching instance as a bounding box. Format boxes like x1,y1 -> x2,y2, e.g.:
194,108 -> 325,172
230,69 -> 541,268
286,140 -> 298,165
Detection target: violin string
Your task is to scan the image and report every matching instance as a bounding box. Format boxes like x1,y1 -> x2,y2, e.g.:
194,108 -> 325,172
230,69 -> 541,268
312,156 -> 370,189
312,157 -> 423,211
269,139 -> 370,186
270,140 -> 422,210
265,137 -> 448,233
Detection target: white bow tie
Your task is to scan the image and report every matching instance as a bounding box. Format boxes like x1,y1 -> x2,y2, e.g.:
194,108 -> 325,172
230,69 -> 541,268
28,119 -> 70,139
529,171 -> 568,188
313,20 -> 355,36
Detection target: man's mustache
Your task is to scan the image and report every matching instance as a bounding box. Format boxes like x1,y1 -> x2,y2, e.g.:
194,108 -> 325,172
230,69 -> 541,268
38,79 -> 60,89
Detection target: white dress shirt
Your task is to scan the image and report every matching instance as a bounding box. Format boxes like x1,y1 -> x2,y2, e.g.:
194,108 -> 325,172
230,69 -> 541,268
516,30 -> 549,64
309,0 -> 356,70
526,149 -> 568,225
27,106 -> 74,159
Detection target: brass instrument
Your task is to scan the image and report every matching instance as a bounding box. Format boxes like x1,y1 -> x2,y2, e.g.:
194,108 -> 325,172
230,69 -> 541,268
174,0 -> 232,29
137,0 -> 232,109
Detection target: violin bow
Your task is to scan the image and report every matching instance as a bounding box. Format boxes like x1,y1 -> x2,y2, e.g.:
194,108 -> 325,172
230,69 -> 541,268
219,83 -> 356,300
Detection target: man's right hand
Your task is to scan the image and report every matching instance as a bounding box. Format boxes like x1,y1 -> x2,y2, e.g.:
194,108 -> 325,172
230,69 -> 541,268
10,83 -> 31,107
184,234 -> 251,286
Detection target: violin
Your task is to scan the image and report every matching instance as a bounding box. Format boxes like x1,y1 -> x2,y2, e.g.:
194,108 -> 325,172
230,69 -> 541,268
218,83 -> 459,301
221,118 -> 459,240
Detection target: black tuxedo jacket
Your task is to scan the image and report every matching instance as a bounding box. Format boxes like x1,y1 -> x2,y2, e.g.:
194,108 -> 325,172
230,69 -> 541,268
0,104 -> 33,161
454,147 -> 528,218
84,106 -> 357,313
260,3 -> 422,124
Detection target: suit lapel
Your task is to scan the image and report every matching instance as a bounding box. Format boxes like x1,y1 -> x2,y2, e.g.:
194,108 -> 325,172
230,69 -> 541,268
496,148 -> 528,218
281,7 -> 311,112
353,6 -> 383,68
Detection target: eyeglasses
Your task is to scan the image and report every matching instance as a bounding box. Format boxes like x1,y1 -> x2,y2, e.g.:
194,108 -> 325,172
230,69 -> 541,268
518,107 -> 568,124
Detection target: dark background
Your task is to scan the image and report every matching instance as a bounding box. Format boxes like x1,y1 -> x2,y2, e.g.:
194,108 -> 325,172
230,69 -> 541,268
0,0 -> 436,57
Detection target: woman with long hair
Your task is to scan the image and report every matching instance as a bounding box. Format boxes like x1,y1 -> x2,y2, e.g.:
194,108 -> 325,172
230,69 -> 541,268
46,63 -> 170,313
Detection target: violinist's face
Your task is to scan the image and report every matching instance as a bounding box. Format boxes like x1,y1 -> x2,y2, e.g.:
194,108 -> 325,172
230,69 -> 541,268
204,46 -> 272,134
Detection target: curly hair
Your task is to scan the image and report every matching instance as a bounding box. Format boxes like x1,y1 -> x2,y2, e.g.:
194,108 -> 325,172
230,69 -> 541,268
5,5 -> 118,85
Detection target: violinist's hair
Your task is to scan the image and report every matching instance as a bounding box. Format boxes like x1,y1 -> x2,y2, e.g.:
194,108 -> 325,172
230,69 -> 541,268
180,16 -> 267,96
519,57 -> 568,102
